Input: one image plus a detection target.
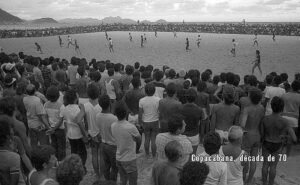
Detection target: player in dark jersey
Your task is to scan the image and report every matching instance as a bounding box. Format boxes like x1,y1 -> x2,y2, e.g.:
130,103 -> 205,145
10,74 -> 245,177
129,32 -> 133,42
105,31 -> 108,40
144,33 -> 147,43
155,30 -> 157,37
272,30 -> 276,41
35,42 -> 43,54
231,39 -> 236,57
74,39 -> 81,55
252,50 -> 262,75
186,38 -> 190,51
141,35 -> 144,48
58,36 -> 63,47
196,35 -> 201,48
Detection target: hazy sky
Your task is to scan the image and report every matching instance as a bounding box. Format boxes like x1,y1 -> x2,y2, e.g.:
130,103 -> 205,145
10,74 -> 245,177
1,0 -> 300,22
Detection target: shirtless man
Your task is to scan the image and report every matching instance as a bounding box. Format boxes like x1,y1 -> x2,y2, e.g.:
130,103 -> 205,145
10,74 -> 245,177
231,39 -> 237,57
108,38 -> 114,53
74,39 -> 82,55
67,35 -> 73,48
35,42 -> 43,54
253,32 -> 258,47
261,97 -> 297,185
141,35 -> 144,48
186,38 -> 190,52
240,88 -> 265,184
129,32 -> 133,42
196,35 -> 201,48
211,85 -> 240,143
58,36 -> 63,47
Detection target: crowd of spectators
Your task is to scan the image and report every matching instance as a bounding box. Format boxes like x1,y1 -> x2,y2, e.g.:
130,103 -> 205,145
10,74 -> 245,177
1,22 -> 300,38
0,50 -> 299,185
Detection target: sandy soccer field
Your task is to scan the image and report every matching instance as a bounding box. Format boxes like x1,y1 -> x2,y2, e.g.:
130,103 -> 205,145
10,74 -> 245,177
0,31 -> 300,79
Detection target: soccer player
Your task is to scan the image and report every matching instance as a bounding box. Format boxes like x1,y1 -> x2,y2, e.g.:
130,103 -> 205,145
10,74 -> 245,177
108,38 -> 114,53
252,50 -> 262,75
141,35 -> 144,48
272,30 -> 276,41
155,30 -> 157,37
144,33 -> 147,43
185,38 -> 190,51
173,31 -> 177,38
253,32 -> 258,47
67,35 -> 73,48
74,39 -> 82,55
105,31 -> 108,40
231,39 -> 237,57
196,35 -> 201,48
35,42 -> 43,54
129,32 -> 133,42
58,36 -> 63,47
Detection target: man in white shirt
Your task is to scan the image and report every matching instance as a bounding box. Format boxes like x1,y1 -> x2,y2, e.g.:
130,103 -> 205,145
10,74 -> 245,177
198,132 -> 227,185
264,75 -> 285,115
112,102 -> 141,185
139,83 -> 160,158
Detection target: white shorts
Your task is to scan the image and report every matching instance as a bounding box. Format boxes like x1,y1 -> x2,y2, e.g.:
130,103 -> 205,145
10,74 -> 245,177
215,129 -> 229,143
282,116 -> 298,128
187,134 -> 199,146
128,114 -> 138,125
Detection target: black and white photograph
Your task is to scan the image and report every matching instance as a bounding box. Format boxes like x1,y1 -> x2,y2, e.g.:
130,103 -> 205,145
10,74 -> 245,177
0,0 -> 300,185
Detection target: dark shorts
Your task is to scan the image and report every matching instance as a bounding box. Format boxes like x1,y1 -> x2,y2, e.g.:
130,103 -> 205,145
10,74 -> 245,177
143,121 -> 159,134
242,132 -> 261,153
116,159 -> 137,174
262,141 -> 282,156
89,134 -> 101,148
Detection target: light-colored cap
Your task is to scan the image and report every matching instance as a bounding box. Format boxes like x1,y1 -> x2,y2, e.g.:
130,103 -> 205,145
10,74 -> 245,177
178,69 -> 186,78
228,126 -> 243,141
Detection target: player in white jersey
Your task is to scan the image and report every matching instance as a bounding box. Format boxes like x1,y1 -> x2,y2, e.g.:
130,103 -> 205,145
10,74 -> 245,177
67,35 -> 73,48
108,38 -> 114,53
196,35 -> 201,48
253,33 -> 258,47
231,39 -> 237,57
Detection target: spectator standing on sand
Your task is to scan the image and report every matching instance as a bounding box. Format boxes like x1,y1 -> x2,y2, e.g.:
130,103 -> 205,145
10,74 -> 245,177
261,97 -> 297,185
264,75 -> 285,115
181,88 -> 204,153
139,83 -> 160,158
198,131 -> 227,185
105,68 -> 121,113
152,70 -> 166,99
159,83 -> 182,133
240,88 -> 264,184
97,95 -> 118,181
219,126 -> 246,185
180,162 -> 209,185
152,141 -> 183,185
76,84 -> 102,180
23,84 -> 50,148
156,114 -> 193,169
111,102 -> 141,185
67,57 -> 78,88
211,85 -> 240,143
75,66 -> 89,104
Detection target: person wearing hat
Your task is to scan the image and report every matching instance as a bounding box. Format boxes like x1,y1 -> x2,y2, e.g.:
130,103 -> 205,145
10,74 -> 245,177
23,84 -> 50,148
2,74 -> 17,97
219,126 -> 247,185
211,85 -> 240,144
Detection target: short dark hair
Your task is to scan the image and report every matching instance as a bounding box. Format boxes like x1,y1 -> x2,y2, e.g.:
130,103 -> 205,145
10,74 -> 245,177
233,74 -> 240,87
107,68 -> 114,76
220,73 -> 227,83
64,89 -> 77,106
273,75 -> 282,86
265,75 -> 273,85
0,115 -> 12,146
201,71 -> 210,82
99,95 -> 110,110
46,86 -> 60,102
89,71 -> 101,82
125,65 -> 134,75
77,66 -> 85,77
249,88 -> 262,105
280,73 -> 288,82
291,80 -> 300,92
168,114 -> 184,134
226,72 -> 235,85
258,82 -> 266,92
212,75 -> 220,85
153,70 -> 163,81
0,97 -> 16,116
168,69 -> 176,79
145,83 -> 155,96
131,77 -> 141,89
180,162 -> 209,185
114,102 -> 127,120
134,62 -> 140,69
31,145 -> 55,171
164,140 -> 182,163
141,70 -> 151,79
203,131 -> 221,155
186,88 -> 197,103
197,81 -> 207,92
132,71 -> 141,79
87,84 -> 99,100
271,96 -> 284,113
166,83 -> 176,97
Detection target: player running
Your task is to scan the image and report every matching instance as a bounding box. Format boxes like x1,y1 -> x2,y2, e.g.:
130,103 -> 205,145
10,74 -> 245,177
196,35 -> 201,48
58,36 -> 63,47
174,31 -> 177,38
129,32 -> 133,42
74,39 -> 82,55
272,30 -> 276,41
108,38 -> 114,53
105,31 -> 109,40
35,42 -> 43,54
141,35 -> 144,48
231,39 -> 237,57
144,33 -> 147,43
186,38 -> 190,52
253,32 -> 258,47
252,50 -> 262,75
67,35 -> 73,48
155,30 -> 157,37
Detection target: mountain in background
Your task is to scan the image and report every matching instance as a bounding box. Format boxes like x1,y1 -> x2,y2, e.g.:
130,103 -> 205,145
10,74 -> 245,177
101,16 -> 136,24
59,18 -> 101,24
0,8 -> 24,24
156,19 -> 168,24
31,18 -> 58,24
141,20 -> 152,24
